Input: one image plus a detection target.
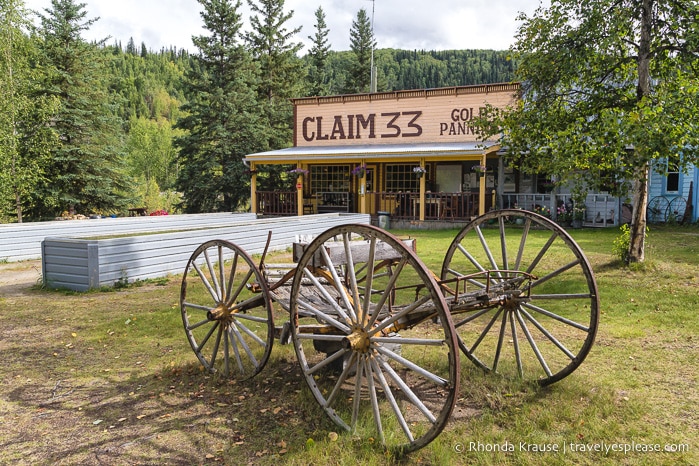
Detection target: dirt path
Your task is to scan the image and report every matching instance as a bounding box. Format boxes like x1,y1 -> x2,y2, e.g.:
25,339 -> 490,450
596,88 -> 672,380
0,260 -> 43,296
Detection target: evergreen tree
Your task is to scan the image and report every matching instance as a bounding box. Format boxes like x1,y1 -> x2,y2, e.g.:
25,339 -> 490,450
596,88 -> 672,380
0,0 -> 58,222
175,0 -> 265,213
305,6 -> 330,97
245,0 -> 305,189
34,0 -> 129,218
345,8 -> 375,94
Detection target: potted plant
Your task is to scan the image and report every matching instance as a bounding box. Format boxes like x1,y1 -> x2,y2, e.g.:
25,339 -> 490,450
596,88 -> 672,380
412,166 -> 427,178
287,167 -> 309,176
572,204 -> 586,228
556,204 -> 572,225
351,164 -> 367,178
472,164 -> 489,175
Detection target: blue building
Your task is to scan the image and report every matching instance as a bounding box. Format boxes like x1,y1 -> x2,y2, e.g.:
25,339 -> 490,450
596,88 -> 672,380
647,160 -> 698,223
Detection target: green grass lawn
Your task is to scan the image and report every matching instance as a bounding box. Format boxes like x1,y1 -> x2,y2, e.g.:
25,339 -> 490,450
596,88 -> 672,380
0,224 -> 696,465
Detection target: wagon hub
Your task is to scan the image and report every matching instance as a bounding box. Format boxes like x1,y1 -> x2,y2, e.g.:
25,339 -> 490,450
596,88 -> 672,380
343,327 -> 371,353
207,302 -> 232,321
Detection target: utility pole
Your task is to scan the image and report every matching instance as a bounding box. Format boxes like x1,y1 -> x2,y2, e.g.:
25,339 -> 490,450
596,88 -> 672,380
368,0 -> 377,93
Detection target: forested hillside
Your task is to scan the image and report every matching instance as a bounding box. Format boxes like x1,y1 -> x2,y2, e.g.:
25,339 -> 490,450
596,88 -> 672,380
0,0 -> 515,222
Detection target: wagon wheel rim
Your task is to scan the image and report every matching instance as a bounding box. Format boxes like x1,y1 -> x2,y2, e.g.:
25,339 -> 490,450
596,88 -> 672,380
665,196 -> 686,223
647,196 -> 670,223
289,224 -> 460,454
180,239 -> 274,379
440,209 -> 599,386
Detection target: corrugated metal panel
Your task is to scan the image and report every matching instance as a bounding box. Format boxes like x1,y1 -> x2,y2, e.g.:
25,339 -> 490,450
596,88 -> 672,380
42,213 -> 370,291
0,213 -> 256,262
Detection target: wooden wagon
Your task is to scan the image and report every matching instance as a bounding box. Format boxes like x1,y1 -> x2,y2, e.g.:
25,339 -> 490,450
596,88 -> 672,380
179,209 -> 599,454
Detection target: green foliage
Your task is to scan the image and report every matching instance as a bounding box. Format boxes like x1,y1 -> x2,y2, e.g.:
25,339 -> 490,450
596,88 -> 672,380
612,224 -> 632,263
346,8 -> 375,94
175,0 -> 266,213
613,223 -> 651,265
0,0 -> 59,222
32,0 -> 131,219
474,0 -> 699,262
305,6 -> 331,97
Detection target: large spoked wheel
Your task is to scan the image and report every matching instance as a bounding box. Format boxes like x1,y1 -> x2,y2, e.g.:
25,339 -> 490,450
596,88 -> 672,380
441,209 -> 599,386
180,240 -> 274,380
289,224 -> 460,454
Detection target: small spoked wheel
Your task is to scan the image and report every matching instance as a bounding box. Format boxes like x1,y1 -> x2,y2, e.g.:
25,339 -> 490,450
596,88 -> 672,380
441,209 -> 599,386
180,239 -> 274,379
289,224 -> 460,454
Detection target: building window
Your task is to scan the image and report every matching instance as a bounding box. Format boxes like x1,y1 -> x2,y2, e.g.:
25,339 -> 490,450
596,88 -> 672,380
666,160 -> 679,193
385,164 -> 425,192
310,165 -> 350,192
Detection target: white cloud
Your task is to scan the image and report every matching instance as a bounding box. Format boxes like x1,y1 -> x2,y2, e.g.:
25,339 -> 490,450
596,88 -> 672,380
24,0 -> 542,52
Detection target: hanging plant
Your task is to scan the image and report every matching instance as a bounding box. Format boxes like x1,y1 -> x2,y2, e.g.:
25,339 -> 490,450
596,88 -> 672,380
472,164 -> 489,175
413,166 -> 427,178
351,164 -> 367,178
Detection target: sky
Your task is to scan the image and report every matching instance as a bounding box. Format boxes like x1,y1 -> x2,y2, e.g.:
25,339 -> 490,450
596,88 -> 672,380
23,0 -> 545,53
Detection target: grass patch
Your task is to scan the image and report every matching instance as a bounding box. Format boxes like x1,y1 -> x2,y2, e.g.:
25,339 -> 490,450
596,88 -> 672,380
0,224 -> 697,465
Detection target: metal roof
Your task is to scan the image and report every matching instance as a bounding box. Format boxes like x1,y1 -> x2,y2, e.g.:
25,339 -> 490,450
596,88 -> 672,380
244,142 -> 499,163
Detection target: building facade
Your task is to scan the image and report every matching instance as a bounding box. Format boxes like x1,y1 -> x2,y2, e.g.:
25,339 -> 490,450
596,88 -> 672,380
245,83 -> 519,224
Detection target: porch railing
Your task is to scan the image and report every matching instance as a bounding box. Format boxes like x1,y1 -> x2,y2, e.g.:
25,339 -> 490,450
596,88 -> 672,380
366,192 -> 483,220
257,191 -> 297,216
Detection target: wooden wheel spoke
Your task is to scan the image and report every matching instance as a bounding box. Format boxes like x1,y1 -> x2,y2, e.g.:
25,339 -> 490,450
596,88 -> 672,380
233,318 -> 267,348
187,316 -> 212,331
224,252 -> 238,303
456,244 -> 494,287
183,302 -> 213,313
195,320 -> 219,353
369,357 -> 415,443
226,269 -> 253,307
519,307 -> 576,360
468,307 -> 504,353
513,310 -> 553,377
366,256 -> 408,329
521,302 -> 590,332
364,355 -> 385,444
491,309 -> 510,372
226,326 -> 246,373
367,294 -> 431,337
452,306 -> 499,329
530,259 -> 581,289
203,249 -> 222,300
324,352 -> 357,411
301,267 -> 354,327
376,354 -> 438,423
375,345 -> 448,387
525,232 -> 557,275
192,261 -> 219,303
229,323 -> 258,371
319,246 -> 358,323
360,237 -> 377,325
296,296 -> 352,334
342,232 -> 363,321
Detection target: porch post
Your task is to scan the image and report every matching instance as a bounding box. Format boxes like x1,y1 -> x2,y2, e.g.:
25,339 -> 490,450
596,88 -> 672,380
359,159 -> 367,214
296,165 -> 304,217
479,154 -> 487,215
419,159 -> 426,221
251,164 -> 258,214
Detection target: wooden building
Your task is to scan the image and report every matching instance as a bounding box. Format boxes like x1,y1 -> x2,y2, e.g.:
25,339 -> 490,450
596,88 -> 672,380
245,83 -> 519,224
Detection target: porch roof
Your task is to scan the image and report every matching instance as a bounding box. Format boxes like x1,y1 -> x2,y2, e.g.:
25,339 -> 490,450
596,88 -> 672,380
244,142 -> 500,164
